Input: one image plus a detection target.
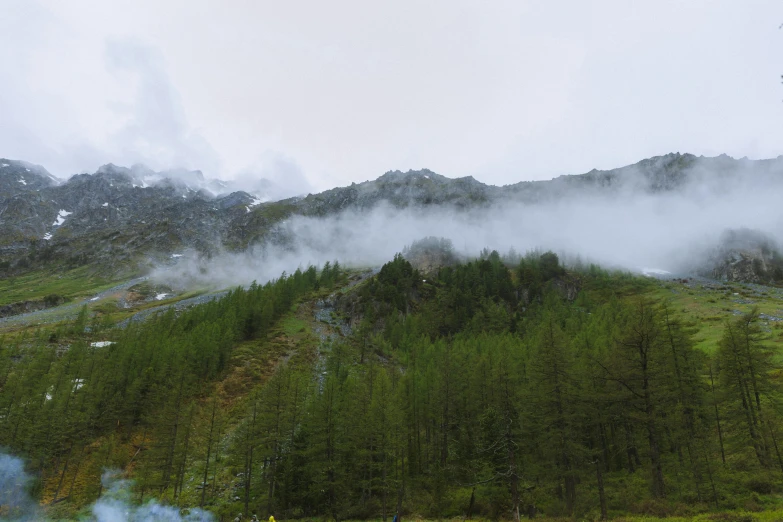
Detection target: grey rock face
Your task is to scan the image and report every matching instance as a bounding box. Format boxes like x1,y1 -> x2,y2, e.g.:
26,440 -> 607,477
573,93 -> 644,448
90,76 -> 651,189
0,162 -> 256,275
293,168 -> 491,217
701,229 -> 783,284
0,158 -> 58,196
1,153 -> 782,279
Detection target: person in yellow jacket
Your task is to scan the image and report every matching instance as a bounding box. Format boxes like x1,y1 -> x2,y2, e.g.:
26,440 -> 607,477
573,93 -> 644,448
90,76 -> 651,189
269,517 -> 276,522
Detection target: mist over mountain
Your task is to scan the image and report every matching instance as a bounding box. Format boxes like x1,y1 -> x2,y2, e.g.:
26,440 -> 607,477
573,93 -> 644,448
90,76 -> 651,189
1,152 -> 783,287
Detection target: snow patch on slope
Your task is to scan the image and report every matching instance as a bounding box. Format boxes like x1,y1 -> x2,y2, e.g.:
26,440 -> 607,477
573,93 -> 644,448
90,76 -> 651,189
245,196 -> 266,213
52,209 -> 72,226
640,267 -> 672,277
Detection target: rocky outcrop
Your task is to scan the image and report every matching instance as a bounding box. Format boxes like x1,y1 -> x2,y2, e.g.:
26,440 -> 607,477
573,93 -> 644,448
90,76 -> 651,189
0,295 -> 67,318
402,236 -> 459,274
549,276 -> 581,301
2,153 -> 783,278
0,158 -> 59,197
0,162 -> 262,275
700,229 -> 783,284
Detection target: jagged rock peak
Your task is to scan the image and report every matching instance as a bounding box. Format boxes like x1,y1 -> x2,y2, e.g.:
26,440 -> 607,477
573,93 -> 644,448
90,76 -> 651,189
378,168 -> 447,183
0,158 -> 58,180
0,159 -> 59,193
159,167 -> 205,183
96,163 -> 130,174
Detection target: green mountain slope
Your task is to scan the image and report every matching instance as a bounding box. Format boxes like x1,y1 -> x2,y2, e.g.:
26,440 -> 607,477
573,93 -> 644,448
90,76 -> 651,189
1,252 -> 783,521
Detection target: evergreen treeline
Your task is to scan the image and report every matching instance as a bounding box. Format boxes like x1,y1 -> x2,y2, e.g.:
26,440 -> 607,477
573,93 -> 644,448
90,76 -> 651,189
0,262 -> 342,509
1,252 -> 782,521
223,253 -> 783,520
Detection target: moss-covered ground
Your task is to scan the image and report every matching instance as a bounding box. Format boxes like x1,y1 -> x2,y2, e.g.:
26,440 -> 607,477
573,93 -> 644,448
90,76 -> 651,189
0,266 -> 115,306
643,277 -> 783,354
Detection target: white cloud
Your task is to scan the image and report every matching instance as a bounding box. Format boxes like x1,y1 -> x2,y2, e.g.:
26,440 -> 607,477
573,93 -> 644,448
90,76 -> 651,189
103,38 -> 221,175
1,0 -> 782,186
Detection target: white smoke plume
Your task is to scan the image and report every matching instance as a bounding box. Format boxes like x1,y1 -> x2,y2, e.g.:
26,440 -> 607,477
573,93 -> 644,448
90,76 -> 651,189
0,453 -> 212,521
0,452 -> 40,521
91,470 -> 213,522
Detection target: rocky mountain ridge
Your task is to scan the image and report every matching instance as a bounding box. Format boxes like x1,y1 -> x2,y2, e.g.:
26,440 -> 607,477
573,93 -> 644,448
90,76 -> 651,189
1,152 -> 782,279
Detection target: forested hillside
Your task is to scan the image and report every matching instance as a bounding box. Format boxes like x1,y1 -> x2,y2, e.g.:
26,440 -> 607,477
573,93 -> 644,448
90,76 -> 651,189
1,252 -> 783,521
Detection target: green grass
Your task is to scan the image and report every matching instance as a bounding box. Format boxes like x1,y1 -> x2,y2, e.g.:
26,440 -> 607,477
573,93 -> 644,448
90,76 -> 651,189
88,288 -> 211,326
644,279 -> 783,354
250,201 -> 297,221
0,266 -> 115,306
45,508 -> 783,522
280,315 -> 308,336
0,281 -> 214,338
599,510 -> 783,522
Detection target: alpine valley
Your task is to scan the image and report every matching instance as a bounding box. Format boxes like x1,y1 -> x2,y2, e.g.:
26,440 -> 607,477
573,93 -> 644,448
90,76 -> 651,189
1,153 -> 783,521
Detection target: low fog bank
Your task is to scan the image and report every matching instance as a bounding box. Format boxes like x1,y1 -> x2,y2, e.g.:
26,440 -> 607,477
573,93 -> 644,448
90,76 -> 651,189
152,168 -> 783,289
0,451 -> 212,521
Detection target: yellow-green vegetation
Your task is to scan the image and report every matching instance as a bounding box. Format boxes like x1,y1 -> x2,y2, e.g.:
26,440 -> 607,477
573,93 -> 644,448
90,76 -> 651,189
281,314 -> 309,336
644,279 -> 783,354
0,263 -> 345,520
5,256 -> 783,521
252,201 -> 298,221
295,512 -> 783,522
0,275 -> 213,341
0,265 -> 114,306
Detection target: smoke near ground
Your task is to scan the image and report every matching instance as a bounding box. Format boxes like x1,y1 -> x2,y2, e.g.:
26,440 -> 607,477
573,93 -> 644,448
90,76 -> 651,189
92,470 -> 213,522
0,452 -> 39,521
0,453 -> 212,522
152,164 -> 783,289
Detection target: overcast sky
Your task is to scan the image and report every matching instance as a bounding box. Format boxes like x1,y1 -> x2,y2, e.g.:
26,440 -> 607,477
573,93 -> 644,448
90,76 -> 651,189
2,0 -> 782,192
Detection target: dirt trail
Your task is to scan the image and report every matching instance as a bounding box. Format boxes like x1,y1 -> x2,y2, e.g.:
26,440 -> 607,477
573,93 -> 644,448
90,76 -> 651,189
115,289 -> 229,328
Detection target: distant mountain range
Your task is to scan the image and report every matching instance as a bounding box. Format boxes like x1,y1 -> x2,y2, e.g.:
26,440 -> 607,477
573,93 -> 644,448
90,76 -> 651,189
1,152 -> 782,279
